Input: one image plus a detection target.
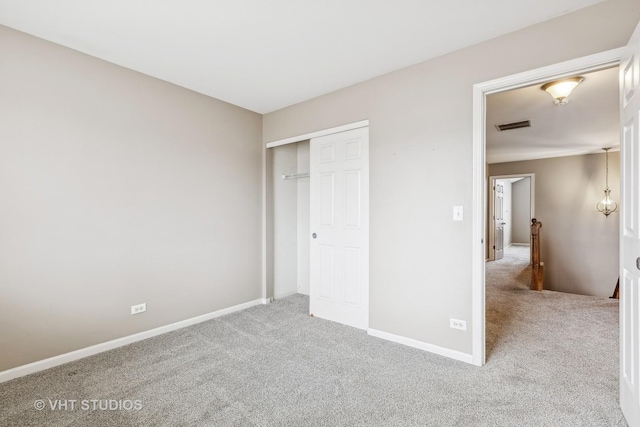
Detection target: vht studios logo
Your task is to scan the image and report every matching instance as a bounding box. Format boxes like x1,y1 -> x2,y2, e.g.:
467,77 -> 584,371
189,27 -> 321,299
34,399 -> 143,411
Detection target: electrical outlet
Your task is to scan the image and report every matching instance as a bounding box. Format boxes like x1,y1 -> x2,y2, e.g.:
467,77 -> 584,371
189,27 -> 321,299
131,303 -> 146,315
450,318 -> 467,331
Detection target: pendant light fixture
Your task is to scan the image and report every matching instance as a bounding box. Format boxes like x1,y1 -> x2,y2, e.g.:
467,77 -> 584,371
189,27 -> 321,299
541,76 -> 584,105
597,148 -> 618,217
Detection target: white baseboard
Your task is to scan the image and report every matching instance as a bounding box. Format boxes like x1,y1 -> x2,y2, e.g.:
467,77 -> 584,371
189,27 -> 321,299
0,298 -> 263,384
511,243 -> 530,246
367,328 -> 474,365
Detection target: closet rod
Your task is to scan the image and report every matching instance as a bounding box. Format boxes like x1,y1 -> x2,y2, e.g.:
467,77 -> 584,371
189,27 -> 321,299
282,172 -> 310,180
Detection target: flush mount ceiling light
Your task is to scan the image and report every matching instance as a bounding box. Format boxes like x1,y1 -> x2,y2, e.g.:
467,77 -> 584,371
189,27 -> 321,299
541,76 -> 584,105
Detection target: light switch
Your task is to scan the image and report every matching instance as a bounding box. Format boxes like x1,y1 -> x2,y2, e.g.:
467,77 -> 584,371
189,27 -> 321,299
453,206 -> 463,221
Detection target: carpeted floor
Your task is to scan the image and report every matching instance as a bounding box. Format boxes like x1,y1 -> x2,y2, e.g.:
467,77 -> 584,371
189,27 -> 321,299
0,245 -> 625,426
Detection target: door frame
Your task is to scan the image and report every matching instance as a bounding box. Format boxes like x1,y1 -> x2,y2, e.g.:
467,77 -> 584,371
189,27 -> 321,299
263,120 -> 370,304
471,48 -> 624,366
487,174 -> 535,261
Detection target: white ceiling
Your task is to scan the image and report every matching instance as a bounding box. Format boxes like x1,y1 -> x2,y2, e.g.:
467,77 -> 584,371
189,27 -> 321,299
486,66 -> 619,164
0,0 -> 607,114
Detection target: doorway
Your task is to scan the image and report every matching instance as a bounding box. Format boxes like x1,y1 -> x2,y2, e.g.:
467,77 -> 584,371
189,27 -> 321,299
470,48 -> 624,366
488,174 -> 534,262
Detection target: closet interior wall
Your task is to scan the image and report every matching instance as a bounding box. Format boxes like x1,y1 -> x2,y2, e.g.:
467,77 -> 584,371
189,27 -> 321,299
271,141 -> 310,299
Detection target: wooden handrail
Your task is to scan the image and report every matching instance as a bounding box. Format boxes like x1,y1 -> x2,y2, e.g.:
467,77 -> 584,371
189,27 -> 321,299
531,218 -> 543,291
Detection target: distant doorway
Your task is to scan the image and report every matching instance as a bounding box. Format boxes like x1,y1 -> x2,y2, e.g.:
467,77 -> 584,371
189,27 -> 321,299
488,174 -> 534,263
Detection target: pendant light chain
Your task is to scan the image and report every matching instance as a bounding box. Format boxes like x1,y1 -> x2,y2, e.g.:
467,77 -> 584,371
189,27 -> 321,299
605,148 -> 609,189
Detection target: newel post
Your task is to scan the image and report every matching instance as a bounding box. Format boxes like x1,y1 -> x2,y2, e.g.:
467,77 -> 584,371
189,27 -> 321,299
531,218 -> 543,291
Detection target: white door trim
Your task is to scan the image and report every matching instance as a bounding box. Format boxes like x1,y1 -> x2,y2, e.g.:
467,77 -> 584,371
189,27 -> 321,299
471,48 -> 623,366
487,174 -> 535,261
266,120 -> 369,148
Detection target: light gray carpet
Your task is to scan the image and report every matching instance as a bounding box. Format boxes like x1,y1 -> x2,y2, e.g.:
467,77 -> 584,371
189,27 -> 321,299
0,246 -> 625,426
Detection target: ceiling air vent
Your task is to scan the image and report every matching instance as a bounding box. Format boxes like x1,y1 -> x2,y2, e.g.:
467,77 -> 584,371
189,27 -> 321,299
495,120 -> 531,131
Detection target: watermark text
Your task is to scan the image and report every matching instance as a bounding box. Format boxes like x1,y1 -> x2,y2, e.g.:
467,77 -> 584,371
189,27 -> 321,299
34,399 -> 142,411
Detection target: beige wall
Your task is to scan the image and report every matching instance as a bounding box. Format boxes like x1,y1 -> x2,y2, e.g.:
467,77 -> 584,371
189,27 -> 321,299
490,153 -> 620,297
1,0 -> 637,372
263,0 -> 639,354
512,178 -> 532,244
0,26 -> 263,372
270,141 -> 311,299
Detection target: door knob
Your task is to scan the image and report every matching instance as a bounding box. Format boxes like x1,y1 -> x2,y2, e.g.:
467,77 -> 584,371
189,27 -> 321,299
636,257 -> 640,270
312,233 -> 317,239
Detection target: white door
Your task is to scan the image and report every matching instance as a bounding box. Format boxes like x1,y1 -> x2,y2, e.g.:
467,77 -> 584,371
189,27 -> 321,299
620,19 -> 640,426
494,184 -> 505,260
310,127 -> 369,330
